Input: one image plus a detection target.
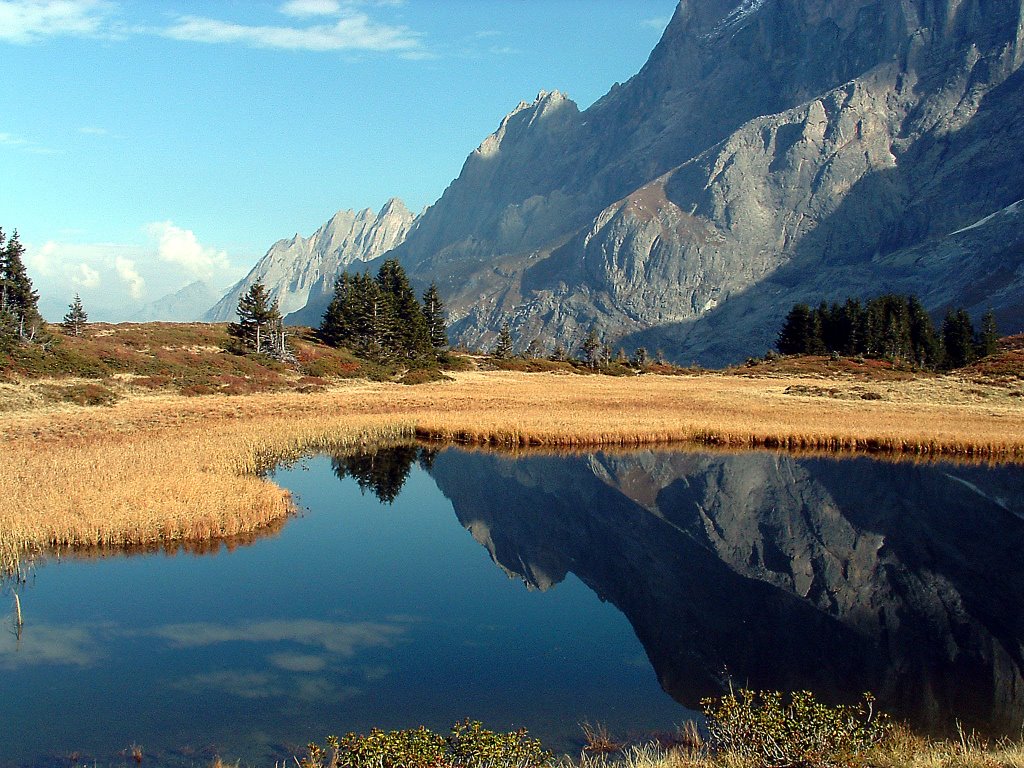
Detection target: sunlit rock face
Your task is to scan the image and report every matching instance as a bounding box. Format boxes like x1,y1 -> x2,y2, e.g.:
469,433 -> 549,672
206,198 -> 416,323
384,0 -> 1024,363
225,0 -> 1024,361
427,448 -> 1024,735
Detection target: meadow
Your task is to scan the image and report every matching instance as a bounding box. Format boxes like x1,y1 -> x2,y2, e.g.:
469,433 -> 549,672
1,360 -> 1022,577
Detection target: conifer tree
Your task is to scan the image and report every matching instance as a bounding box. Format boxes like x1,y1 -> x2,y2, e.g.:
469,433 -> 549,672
229,281 -> 282,355
494,323 -> 513,359
906,295 -> 941,368
942,308 -> 976,369
376,259 -> 429,357
0,228 -> 44,341
421,282 -> 448,352
777,304 -> 816,355
62,293 -> 88,337
976,309 -> 999,359
319,273 -> 355,348
581,327 -> 602,369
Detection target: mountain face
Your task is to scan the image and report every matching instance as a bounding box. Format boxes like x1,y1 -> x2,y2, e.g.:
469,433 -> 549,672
130,280 -> 221,323
382,0 -> 1024,363
225,0 -> 1024,362
426,448 -> 1024,735
205,198 -> 415,323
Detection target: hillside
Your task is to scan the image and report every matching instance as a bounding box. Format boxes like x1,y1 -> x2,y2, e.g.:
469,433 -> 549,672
0,323 -> 442,407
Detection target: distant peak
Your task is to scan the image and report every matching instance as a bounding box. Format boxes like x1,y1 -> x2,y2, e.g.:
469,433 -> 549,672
379,197 -> 411,217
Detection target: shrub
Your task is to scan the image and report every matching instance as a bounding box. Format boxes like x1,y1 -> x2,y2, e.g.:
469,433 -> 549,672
301,721 -> 551,768
702,689 -> 891,768
446,719 -> 550,768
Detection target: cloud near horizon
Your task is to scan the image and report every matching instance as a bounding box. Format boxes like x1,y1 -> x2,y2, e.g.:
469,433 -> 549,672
146,221 -> 232,283
24,223 -> 249,322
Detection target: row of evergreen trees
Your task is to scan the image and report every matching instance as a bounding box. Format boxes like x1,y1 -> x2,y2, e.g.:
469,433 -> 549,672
0,228 -> 45,351
319,259 -> 447,359
776,295 -> 999,369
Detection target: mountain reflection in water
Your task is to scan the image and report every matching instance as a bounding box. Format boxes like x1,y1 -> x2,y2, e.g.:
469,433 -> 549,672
344,445 -> 1024,737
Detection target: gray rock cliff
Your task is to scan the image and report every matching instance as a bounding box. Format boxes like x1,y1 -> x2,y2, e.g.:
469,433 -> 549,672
227,1 -> 1024,361
390,0 -> 1024,362
205,198 -> 415,322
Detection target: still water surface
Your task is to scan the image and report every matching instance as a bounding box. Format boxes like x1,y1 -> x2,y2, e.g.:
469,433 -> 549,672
1,446 -> 1023,766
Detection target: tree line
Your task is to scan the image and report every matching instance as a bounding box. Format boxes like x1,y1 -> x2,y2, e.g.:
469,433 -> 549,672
318,259 -> 447,359
776,295 -> 999,369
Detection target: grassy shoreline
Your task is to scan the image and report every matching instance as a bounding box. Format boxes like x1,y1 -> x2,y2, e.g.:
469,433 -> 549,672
1,369 -> 1022,575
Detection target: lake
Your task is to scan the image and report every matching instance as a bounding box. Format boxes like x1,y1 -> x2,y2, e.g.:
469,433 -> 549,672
2,445 -> 1023,766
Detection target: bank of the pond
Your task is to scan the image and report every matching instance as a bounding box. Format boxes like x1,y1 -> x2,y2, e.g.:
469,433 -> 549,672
1,370 -> 1022,574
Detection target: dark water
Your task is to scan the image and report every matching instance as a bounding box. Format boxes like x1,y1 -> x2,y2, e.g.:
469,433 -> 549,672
2,446 -> 1024,766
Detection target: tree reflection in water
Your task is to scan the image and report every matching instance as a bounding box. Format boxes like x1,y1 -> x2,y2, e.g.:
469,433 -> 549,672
331,444 -> 439,504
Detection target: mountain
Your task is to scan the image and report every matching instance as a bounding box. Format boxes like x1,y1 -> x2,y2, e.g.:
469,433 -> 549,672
130,280 -> 221,323
427,448 -> 1024,735
231,0 -> 1024,363
205,198 -> 416,323
379,0 -> 1024,363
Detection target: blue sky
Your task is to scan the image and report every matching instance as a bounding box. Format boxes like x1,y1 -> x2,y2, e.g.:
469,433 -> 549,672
1,0 -> 678,320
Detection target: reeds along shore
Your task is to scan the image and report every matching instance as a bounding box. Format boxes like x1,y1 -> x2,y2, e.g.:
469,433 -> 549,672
1,370 -> 1022,576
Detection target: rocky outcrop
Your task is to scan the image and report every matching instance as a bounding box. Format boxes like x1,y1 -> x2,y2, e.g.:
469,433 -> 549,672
205,198 -> 415,322
427,448 -> 1024,735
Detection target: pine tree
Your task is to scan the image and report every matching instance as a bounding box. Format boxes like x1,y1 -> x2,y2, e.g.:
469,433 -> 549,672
494,323 -> 513,358
581,327 -> 601,369
777,304 -> 816,355
421,282 -> 448,352
906,295 -> 941,368
976,309 -> 999,359
631,346 -> 649,368
319,273 -> 355,348
229,282 -> 282,355
62,293 -> 88,337
942,308 -> 976,369
0,228 -> 44,341
376,259 -> 429,358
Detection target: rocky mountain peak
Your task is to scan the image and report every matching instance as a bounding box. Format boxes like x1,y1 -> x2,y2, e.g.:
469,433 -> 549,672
204,198 -> 417,322
474,89 -> 579,160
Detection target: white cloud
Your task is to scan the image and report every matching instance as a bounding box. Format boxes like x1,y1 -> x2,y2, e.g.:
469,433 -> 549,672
162,11 -> 421,53
0,0 -> 112,43
114,256 -> 145,299
71,262 -> 101,288
145,221 -> 231,283
0,131 -> 28,146
280,0 -> 341,17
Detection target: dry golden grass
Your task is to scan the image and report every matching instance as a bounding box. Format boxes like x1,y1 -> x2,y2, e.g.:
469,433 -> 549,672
1,369 -> 1022,575
577,735 -> 1024,768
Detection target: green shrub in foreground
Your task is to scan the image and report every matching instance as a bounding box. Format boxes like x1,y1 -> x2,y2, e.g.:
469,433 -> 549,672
301,720 -> 552,768
702,689 -> 892,768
